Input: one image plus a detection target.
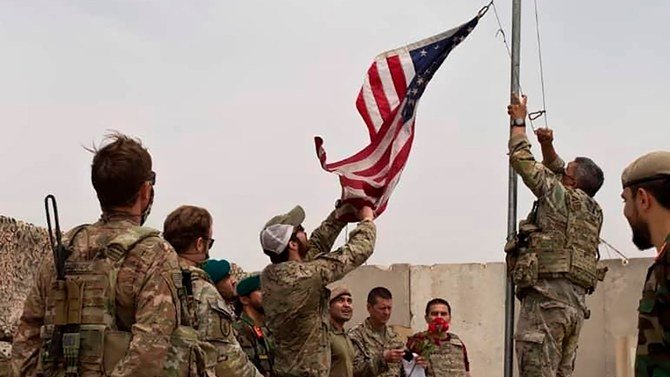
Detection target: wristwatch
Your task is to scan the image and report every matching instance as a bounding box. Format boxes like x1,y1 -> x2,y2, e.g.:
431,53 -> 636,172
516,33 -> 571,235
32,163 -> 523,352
511,118 -> 525,127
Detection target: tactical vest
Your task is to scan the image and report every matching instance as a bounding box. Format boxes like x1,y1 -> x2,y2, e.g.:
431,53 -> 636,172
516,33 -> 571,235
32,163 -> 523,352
526,193 -> 603,291
425,333 -> 467,377
37,225 -> 211,377
38,225 -> 159,376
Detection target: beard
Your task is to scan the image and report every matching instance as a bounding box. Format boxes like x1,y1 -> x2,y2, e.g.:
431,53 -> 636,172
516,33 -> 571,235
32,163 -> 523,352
253,301 -> 265,314
631,218 -> 653,250
140,187 -> 154,226
297,238 -> 311,259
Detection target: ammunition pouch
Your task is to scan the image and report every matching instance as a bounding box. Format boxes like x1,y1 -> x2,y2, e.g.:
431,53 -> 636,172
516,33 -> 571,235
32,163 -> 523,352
505,220 -> 540,282
511,252 -> 539,290
588,262 -> 609,293
38,324 -> 132,375
103,330 -> 131,373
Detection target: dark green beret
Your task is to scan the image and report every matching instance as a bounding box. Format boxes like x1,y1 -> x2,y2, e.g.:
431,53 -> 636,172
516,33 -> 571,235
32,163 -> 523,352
202,259 -> 231,283
236,274 -> 261,296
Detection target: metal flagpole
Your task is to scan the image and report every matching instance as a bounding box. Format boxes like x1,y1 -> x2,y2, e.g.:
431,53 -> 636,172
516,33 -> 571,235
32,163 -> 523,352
504,0 -> 522,376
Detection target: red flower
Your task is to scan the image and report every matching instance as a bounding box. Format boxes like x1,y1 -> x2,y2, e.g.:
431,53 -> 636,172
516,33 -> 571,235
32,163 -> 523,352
427,317 -> 449,335
407,318 -> 451,358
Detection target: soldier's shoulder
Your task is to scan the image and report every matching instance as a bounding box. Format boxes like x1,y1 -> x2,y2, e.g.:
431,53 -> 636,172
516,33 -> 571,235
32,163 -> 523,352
407,330 -> 427,341
347,323 -> 366,338
207,293 -> 235,321
129,230 -> 177,263
261,261 -> 315,286
447,332 -> 464,343
387,325 -> 402,338
197,279 -> 221,300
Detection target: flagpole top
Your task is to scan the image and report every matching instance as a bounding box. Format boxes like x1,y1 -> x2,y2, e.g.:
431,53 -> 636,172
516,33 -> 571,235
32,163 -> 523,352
478,0 -> 494,18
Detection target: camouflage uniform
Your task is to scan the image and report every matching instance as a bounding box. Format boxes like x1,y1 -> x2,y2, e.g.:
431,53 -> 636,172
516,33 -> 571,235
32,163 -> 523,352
636,235 -> 670,376
406,331 -> 470,377
12,214 -> 181,377
0,216 -> 51,377
230,263 -> 249,283
261,211 -> 376,377
184,262 -> 262,377
330,325 -> 387,377
233,312 -> 275,376
348,318 -> 404,377
508,134 -> 603,377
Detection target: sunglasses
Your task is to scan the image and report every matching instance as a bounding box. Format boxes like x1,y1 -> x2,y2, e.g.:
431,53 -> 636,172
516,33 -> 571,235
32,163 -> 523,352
147,171 -> 156,186
202,237 -> 215,249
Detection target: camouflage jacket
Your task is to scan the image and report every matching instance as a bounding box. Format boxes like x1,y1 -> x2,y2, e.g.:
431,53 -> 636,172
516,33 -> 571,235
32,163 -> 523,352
636,234 -> 670,376
348,318 -> 403,377
406,331 -> 469,377
261,211 -> 376,377
12,215 -> 181,377
509,134 -> 603,300
187,263 -> 262,377
330,324 -> 386,377
233,313 -> 275,376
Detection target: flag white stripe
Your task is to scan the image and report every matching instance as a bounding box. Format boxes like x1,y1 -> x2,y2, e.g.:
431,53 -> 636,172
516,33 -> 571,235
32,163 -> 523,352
375,57 -> 400,112
362,72 -> 384,132
398,50 -> 416,88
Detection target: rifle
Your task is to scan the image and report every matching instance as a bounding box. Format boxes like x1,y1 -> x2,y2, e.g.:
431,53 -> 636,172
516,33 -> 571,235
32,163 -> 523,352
44,195 -> 80,376
45,195 -> 66,281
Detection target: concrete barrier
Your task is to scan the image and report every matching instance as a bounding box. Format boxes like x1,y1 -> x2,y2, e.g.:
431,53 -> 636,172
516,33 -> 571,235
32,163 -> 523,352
334,258 -> 650,377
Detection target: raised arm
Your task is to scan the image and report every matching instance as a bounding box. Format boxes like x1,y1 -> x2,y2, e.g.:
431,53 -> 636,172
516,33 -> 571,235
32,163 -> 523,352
304,207 -> 348,261
507,94 -> 564,199
312,206 -> 376,284
535,128 -> 566,174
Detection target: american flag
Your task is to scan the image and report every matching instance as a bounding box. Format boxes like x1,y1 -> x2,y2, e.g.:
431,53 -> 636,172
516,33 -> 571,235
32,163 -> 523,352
314,16 -> 480,216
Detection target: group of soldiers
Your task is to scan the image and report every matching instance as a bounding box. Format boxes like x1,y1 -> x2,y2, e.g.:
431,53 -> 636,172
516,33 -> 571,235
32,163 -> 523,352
0,93 -> 669,377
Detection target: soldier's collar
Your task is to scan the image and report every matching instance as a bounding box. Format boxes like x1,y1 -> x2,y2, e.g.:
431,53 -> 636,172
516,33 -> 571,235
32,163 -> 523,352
100,211 -> 141,224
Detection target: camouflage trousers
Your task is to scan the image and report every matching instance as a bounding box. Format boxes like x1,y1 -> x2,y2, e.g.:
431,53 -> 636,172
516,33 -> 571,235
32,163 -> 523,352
515,292 -> 585,377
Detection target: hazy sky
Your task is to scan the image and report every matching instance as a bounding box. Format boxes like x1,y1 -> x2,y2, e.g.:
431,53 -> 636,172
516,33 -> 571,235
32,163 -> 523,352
1,0 -> 668,271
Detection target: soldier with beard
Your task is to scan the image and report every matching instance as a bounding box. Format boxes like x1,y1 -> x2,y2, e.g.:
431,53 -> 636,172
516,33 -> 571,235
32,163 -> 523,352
164,206 -> 261,377
620,151 -> 670,376
260,203 -> 376,377
233,274 -> 276,376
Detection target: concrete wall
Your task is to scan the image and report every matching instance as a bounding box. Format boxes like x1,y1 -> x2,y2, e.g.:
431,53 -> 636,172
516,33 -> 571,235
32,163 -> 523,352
334,258 -> 651,377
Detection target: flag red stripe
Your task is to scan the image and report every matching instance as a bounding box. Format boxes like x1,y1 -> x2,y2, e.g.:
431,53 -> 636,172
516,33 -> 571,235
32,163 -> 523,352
339,176 -> 386,197
387,55 -> 407,100
368,63 -> 391,122
356,89 -> 376,140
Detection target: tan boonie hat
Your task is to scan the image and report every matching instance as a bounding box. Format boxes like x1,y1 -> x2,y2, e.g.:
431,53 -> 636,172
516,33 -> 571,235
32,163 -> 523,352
329,286 -> 352,303
622,151 -> 670,188
260,205 -> 306,255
